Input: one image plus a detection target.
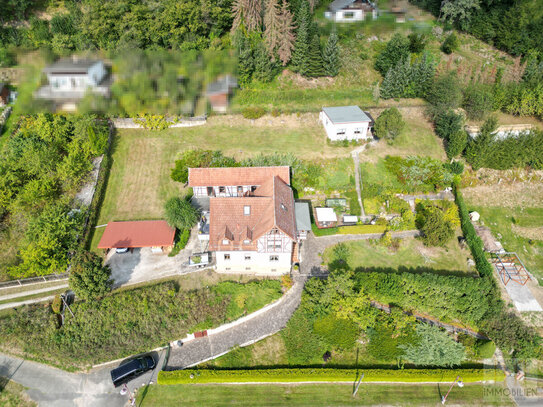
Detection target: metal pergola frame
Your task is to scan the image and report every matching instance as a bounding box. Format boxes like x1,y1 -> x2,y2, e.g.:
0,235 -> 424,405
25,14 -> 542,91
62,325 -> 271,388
490,252 -> 531,286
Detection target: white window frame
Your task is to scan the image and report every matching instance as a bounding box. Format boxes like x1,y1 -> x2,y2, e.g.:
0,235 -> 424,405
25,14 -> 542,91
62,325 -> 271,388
224,254 -> 230,261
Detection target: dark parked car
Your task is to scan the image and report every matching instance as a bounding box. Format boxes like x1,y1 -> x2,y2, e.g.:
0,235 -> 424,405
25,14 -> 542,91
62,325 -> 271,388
110,356 -> 156,387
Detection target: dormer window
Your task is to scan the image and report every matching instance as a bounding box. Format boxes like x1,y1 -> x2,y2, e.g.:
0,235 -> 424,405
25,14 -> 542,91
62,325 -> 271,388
222,239 -> 229,245
243,239 -> 251,244
244,205 -> 251,215
281,203 -> 286,211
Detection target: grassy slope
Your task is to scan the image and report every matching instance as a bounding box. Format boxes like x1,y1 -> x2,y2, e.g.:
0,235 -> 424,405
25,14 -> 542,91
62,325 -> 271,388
0,379 -> 36,407
136,382 -> 513,406
463,205 -> 543,279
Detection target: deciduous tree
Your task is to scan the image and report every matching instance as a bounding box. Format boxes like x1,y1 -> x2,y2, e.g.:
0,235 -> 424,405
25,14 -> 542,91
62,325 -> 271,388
165,196 -> 200,230
69,250 -> 112,300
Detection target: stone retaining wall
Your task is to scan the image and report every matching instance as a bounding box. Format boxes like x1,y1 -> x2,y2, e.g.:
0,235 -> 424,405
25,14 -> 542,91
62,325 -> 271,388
111,116 -> 206,129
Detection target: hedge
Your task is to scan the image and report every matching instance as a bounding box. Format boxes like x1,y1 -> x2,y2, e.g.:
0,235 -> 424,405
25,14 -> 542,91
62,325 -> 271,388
158,368 -> 504,385
453,184 -> 494,278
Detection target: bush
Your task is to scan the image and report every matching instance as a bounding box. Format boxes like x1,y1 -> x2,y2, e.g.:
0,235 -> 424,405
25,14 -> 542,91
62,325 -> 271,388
169,229 -> 190,257
158,368 -> 503,384
425,74 -> 463,115
446,130 -> 468,159
242,107 -> 266,119
134,114 -> 171,130
51,295 -> 62,314
69,250 -> 112,300
415,201 -> 455,247
441,33 -> 459,54
313,314 -> 359,350
462,84 -> 495,120
434,110 -> 463,140
164,197 -> 199,230
281,275 -> 293,291
476,340 -> 496,359
374,34 -> 410,77
374,108 -> 405,143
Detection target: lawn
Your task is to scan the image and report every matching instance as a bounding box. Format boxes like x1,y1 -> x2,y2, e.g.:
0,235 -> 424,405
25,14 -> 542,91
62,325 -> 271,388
136,382 -> 513,406
90,114 -> 353,250
363,109 -> 446,161
462,183 -> 543,280
323,238 -> 475,275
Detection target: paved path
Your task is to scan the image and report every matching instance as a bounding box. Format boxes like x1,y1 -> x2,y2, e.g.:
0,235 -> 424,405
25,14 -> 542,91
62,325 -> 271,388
0,350 -> 167,407
166,274 -> 306,370
0,284 -> 68,302
351,147 -> 366,217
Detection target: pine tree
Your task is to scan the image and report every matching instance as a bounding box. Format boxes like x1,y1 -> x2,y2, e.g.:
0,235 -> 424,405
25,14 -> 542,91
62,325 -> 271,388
305,30 -> 324,77
232,0 -> 263,33
322,29 -> 339,76
237,35 -> 255,85
290,0 -> 311,73
253,40 -> 277,82
277,0 -> 296,66
264,0 -> 281,59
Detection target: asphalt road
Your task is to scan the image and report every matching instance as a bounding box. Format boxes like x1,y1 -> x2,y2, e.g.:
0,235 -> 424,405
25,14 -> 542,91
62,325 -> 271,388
0,349 -> 167,407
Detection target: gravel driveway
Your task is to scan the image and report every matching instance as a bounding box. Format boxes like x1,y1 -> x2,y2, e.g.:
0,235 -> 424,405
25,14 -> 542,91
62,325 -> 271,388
106,226 -> 204,287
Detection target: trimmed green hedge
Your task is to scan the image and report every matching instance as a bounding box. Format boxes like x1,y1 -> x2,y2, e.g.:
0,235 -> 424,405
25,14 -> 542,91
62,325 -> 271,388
158,368 -> 504,385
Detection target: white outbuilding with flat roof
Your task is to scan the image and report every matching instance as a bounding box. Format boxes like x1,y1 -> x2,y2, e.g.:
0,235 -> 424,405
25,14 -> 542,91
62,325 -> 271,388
320,106 -> 373,141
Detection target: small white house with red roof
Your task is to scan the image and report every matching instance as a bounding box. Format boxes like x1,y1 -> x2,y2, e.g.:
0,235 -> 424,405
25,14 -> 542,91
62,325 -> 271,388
188,166 -> 308,274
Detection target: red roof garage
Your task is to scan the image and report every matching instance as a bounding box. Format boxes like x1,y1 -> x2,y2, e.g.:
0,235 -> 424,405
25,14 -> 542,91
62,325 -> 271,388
97,220 -> 175,250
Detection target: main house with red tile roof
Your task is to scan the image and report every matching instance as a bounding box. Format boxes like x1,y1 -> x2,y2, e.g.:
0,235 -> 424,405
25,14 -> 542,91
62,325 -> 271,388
188,166 -> 309,274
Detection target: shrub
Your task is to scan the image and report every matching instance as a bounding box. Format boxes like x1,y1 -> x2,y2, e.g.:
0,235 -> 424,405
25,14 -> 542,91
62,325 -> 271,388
69,250 -> 112,300
134,114 -> 171,130
158,368 -> 503,384
164,196 -> 199,230
446,130 -> 468,159
425,73 -> 463,115
415,201 -> 455,247
434,110 -> 463,140
374,34 -> 410,77
408,32 -> 427,53
51,295 -> 62,314
374,108 -> 405,143
441,33 -> 459,54
400,323 -> 466,367
476,340 -> 496,359
242,106 -> 266,119
462,84 -> 495,120
313,314 -> 359,350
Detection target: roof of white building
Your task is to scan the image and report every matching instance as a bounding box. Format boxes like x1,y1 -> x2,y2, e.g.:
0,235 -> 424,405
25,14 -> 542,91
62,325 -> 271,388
43,58 -> 102,74
322,106 -> 371,124
316,207 -> 338,223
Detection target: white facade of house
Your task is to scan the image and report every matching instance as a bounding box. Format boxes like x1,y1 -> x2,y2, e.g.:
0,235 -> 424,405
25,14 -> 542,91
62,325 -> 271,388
215,231 -> 293,274
320,110 -> 371,141
47,61 -> 106,91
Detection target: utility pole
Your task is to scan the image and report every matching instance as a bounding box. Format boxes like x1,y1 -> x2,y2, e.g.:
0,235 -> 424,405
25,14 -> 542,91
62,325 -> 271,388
442,376 -> 464,404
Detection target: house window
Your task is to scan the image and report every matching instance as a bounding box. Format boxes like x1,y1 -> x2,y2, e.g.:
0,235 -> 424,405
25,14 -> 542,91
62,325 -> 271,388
354,128 -> 362,134
270,255 -> 279,262
343,12 -> 355,19
219,186 -> 226,193
337,129 -> 346,136
244,205 -> 251,215
243,239 -> 251,245
222,239 -> 229,245
237,186 -> 243,195
245,255 -> 251,261
224,254 -> 230,261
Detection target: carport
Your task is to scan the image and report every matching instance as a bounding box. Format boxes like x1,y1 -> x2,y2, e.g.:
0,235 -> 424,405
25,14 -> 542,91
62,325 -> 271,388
98,220 -> 175,253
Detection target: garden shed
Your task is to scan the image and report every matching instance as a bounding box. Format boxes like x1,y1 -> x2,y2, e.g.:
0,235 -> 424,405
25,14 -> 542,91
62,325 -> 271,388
315,207 -> 338,228
98,220 -> 175,252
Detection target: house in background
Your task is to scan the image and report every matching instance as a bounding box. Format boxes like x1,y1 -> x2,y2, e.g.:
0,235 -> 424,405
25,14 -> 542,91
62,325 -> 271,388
324,0 -> 377,22
188,166 -> 310,274
0,83 -> 10,106
35,57 -> 110,110
206,75 -> 237,113
320,105 -> 373,141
